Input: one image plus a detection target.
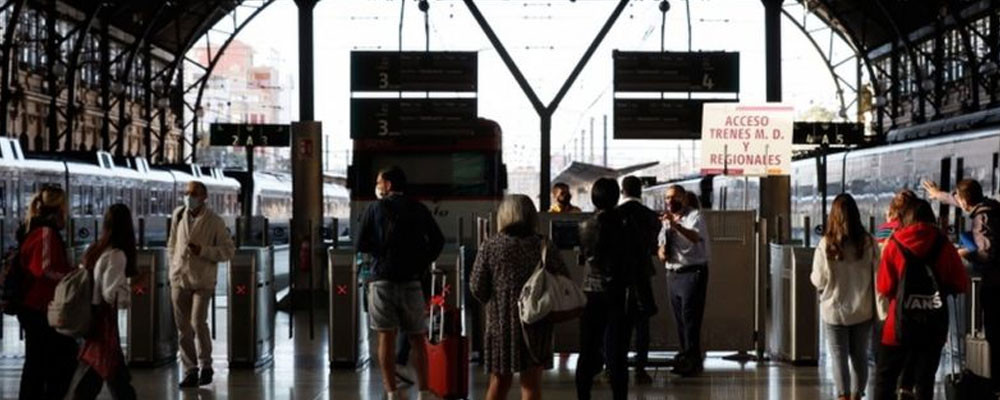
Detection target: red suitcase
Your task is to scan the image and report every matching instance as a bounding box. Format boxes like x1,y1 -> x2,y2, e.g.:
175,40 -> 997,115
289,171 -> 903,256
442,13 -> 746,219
425,269 -> 469,400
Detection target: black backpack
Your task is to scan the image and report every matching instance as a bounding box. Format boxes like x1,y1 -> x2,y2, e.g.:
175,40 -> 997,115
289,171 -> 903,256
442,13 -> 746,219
892,235 -> 948,346
0,243 -> 25,316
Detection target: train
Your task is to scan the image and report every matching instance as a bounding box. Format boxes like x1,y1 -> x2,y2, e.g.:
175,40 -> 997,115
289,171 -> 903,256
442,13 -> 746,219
643,125 -> 1000,246
0,137 -> 350,259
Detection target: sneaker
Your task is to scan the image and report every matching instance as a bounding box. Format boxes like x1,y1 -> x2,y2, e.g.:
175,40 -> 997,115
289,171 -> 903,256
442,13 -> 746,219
179,369 -> 200,388
199,368 -> 214,385
417,390 -> 440,400
634,369 -> 653,385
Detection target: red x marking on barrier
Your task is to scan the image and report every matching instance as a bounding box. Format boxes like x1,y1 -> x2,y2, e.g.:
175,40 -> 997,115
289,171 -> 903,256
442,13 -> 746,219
336,285 -> 348,296
235,285 -> 248,295
132,284 -> 146,296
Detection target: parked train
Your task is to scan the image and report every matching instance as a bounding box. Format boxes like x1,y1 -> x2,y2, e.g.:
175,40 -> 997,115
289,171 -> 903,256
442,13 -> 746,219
643,125 -> 1000,246
0,137 -> 350,259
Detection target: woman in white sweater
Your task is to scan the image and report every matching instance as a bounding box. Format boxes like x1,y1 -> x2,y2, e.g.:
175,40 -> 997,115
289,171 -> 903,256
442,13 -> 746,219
810,194 -> 879,400
65,204 -> 138,400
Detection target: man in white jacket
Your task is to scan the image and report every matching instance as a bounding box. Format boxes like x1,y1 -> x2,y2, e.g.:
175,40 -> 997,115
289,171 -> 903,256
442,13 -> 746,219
167,181 -> 235,388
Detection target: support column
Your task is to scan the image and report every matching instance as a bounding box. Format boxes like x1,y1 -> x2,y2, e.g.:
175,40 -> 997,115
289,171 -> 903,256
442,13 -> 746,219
289,0 -> 323,322
761,0 -> 790,243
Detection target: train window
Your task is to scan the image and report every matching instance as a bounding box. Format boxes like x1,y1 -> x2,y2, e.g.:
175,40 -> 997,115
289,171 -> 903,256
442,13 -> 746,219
0,181 -> 6,216
992,153 -> 998,195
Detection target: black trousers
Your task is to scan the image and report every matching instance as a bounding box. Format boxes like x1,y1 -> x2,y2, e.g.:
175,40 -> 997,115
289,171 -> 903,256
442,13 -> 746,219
65,364 -> 136,400
983,288 -> 1000,391
576,287 -> 632,400
667,265 -> 708,360
873,343 -> 944,400
628,278 -> 656,371
18,310 -> 78,400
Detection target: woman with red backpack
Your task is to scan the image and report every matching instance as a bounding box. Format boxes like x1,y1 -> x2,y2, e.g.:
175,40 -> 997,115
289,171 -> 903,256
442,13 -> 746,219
16,185 -> 77,399
65,203 -> 138,400
874,199 -> 969,400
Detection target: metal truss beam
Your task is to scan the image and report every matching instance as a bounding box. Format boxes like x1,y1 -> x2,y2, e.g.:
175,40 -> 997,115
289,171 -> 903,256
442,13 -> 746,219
60,1 -> 104,149
183,0 -> 277,163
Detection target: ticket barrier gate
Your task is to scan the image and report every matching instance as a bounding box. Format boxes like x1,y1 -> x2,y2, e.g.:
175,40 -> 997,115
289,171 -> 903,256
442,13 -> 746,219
766,244 -> 817,364
127,248 -> 177,366
328,248 -> 367,369
228,247 -> 276,368
328,247 -> 466,369
544,211 -> 758,355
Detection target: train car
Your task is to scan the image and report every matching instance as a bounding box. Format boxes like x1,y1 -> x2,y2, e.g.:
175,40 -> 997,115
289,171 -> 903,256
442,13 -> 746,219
348,119 -> 508,246
644,126 -> 1000,247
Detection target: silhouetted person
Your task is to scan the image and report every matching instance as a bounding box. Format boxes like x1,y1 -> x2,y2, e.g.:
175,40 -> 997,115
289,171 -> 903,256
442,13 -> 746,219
357,166 -> 444,400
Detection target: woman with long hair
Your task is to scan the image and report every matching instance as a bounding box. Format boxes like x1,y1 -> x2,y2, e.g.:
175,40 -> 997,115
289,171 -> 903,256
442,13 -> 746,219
470,194 -> 569,400
17,185 -> 77,400
65,203 -> 138,400
810,194 -> 879,400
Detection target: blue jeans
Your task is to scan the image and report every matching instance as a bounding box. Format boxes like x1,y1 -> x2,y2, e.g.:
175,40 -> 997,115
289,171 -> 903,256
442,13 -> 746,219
825,319 -> 874,397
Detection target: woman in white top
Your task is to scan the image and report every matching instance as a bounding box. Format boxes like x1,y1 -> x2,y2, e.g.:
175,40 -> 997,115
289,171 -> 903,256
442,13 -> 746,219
810,194 -> 879,400
65,204 -> 138,400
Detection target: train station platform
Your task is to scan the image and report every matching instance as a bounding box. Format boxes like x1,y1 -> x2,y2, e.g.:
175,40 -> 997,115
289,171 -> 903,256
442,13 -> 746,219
0,308 -> 960,400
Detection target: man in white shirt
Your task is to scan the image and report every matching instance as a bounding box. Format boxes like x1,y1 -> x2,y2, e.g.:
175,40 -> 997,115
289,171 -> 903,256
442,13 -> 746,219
167,181 -> 235,388
657,185 -> 710,376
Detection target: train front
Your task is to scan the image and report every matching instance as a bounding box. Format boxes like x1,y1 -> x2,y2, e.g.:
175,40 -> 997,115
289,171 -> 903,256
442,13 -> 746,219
348,118 -> 507,247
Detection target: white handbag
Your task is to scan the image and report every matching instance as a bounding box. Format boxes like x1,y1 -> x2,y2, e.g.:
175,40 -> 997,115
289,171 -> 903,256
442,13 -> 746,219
518,239 -> 587,325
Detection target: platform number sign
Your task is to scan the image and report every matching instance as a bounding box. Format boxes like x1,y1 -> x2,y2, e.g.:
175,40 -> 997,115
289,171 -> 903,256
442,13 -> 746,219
792,122 -> 865,146
209,123 -> 290,148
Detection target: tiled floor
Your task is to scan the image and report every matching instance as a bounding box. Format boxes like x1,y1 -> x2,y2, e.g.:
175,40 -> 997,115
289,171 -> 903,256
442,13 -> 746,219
0,310 -> 954,400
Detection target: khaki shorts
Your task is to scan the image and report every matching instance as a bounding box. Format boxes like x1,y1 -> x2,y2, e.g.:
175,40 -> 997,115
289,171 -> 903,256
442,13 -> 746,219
368,280 -> 428,334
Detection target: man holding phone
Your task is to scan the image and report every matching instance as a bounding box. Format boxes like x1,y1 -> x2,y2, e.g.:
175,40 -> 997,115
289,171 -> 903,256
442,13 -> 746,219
167,181 -> 235,388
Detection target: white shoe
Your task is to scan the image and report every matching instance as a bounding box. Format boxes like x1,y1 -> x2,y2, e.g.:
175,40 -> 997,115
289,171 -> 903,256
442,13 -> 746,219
417,390 -> 439,400
387,390 -> 409,400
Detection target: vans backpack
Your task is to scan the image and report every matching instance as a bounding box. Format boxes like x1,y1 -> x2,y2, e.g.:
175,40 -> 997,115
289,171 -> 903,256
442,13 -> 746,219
892,235 -> 948,346
47,266 -> 93,338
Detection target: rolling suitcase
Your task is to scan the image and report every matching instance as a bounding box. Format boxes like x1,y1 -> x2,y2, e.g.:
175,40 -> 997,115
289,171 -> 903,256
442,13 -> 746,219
426,268 -> 469,400
946,279 -> 993,400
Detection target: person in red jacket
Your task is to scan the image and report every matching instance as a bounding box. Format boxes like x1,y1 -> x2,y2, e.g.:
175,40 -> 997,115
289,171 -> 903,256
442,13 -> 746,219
874,199 -> 969,400
16,185 -> 78,400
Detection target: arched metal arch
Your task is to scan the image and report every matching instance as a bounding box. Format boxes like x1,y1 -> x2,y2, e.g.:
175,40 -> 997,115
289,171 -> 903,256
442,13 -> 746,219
180,0 -> 276,163
781,1 -> 861,122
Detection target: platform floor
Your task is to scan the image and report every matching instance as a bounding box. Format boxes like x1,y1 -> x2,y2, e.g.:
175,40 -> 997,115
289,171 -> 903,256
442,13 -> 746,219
0,310 -> 956,400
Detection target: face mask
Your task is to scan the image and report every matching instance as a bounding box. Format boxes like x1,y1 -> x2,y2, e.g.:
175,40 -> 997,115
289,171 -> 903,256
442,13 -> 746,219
375,186 -> 388,200
184,195 -> 203,210
668,200 -> 683,214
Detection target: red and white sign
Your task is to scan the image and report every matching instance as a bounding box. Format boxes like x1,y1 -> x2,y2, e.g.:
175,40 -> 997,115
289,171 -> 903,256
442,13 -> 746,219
699,103 -> 794,176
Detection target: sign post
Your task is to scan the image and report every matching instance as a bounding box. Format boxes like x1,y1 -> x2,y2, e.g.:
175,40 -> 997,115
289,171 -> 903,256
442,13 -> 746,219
699,104 -> 794,176
210,123 -> 291,219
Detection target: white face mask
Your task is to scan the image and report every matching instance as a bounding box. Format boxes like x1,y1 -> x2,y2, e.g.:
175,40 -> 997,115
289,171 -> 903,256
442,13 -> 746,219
184,195 -> 203,210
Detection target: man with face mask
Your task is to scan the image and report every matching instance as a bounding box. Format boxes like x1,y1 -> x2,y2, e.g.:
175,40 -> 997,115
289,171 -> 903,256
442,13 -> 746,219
657,185 -> 710,377
356,166 -> 444,400
924,178 -> 1000,395
549,182 -> 582,213
167,181 -> 235,388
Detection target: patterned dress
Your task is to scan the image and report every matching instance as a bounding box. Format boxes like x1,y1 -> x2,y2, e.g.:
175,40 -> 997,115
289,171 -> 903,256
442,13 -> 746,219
470,233 -> 569,374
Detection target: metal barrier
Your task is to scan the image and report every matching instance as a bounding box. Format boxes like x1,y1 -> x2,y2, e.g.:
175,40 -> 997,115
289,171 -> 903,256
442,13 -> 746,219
766,243 -> 818,364
543,211 -> 758,354
328,248 -> 366,369
227,247 -> 275,368
127,248 -> 177,366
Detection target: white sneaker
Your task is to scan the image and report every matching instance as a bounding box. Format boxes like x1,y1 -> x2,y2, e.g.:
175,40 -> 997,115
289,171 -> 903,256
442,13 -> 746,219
387,390 -> 409,400
417,390 -> 439,400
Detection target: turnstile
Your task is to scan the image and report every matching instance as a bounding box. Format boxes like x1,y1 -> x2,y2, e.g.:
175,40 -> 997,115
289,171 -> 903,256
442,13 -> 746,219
127,248 -> 177,366
767,244 -> 818,364
328,247 -> 466,369
329,248 -> 367,369
228,247 -> 275,368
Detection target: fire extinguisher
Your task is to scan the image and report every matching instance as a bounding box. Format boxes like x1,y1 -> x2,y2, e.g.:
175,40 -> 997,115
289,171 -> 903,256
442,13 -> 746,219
299,241 -> 311,271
